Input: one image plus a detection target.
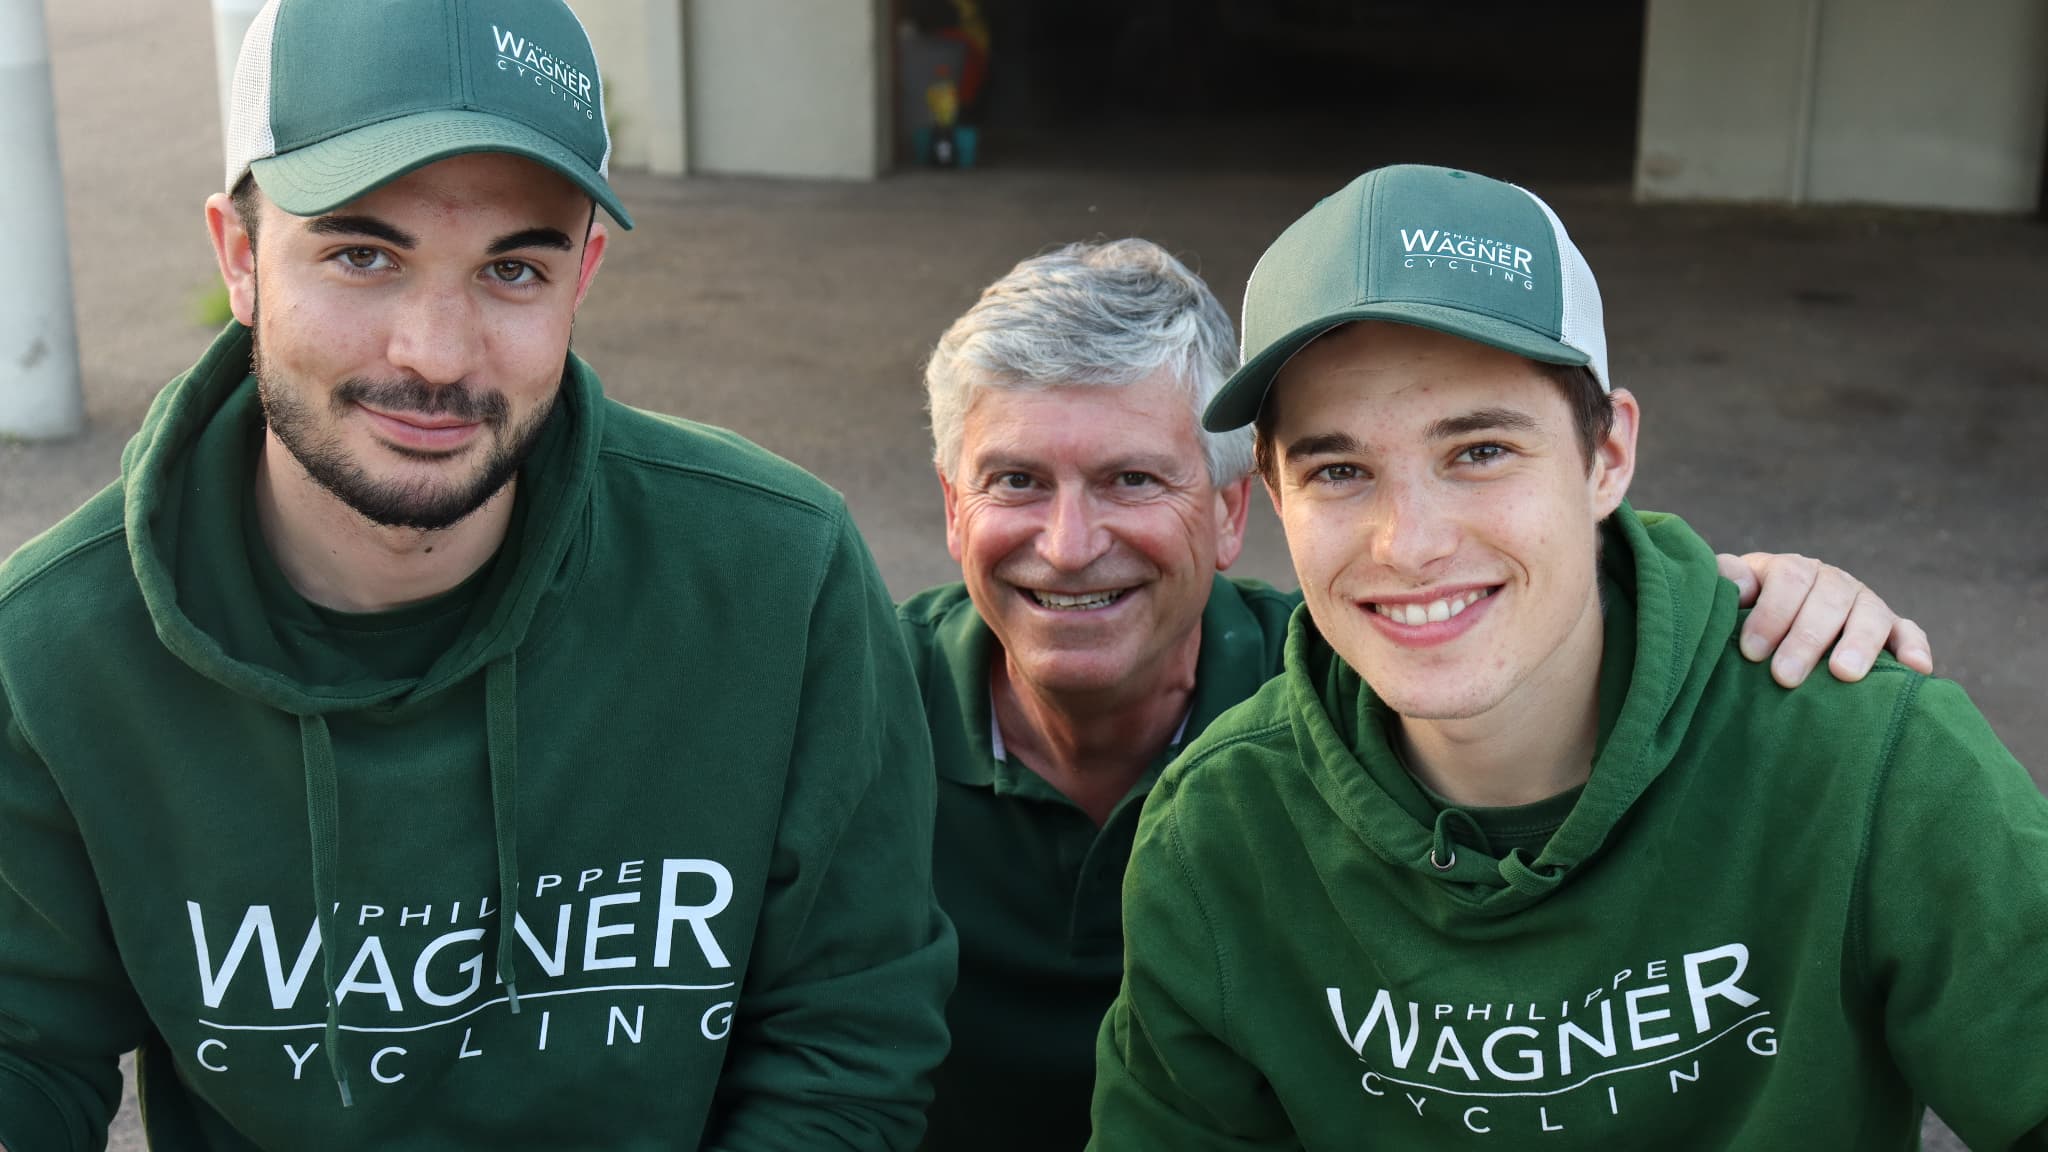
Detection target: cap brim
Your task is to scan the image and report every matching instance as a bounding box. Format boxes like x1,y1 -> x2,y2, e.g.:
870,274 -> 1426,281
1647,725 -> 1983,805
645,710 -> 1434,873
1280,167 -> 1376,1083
1201,302 -> 1591,432
251,109 -> 634,230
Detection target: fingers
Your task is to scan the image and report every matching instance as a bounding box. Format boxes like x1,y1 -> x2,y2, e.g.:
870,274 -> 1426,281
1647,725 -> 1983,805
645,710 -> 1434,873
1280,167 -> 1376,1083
1763,561 -> 1865,687
1735,551 -> 1935,685
1736,553 -> 1820,670
1886,616 -> 1935,675
1717,553 -> 1761,607
1821,588 -> 1899,682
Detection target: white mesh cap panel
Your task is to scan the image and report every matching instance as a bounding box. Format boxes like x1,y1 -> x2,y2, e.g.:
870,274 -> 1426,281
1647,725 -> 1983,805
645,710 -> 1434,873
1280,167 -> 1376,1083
560,3 -> 612,177
1519,186 -> 1611,392
223,0 -> 285,192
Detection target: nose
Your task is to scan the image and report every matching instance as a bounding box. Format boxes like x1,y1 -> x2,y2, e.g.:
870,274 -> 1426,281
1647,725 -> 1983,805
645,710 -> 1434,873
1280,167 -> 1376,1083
1038,482 -> 1111,571
384,278 -> 484,387
1367,476 -> 1458,575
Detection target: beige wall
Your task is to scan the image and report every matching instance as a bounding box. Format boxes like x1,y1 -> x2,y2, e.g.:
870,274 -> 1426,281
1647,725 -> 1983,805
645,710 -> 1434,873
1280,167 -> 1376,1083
1806,0 -> 2048,210
571,0 -> 888,181
568,1 -> 687,177
1637,0 -> 2048,212
685,0 -> 889,180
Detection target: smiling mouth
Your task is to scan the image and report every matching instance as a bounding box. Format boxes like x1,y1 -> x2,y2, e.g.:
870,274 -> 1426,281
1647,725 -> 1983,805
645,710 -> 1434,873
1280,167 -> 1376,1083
1027,588 -> 1128,611
1369,587 -> 1495,626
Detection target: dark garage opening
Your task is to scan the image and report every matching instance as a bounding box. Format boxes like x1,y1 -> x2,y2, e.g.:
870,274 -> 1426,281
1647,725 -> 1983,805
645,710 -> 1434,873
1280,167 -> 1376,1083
909,0 -> 1648,185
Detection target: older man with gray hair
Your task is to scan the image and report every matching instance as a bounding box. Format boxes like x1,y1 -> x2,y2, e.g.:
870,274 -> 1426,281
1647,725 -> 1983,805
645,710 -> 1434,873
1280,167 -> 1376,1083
897,239 -> 1931,1151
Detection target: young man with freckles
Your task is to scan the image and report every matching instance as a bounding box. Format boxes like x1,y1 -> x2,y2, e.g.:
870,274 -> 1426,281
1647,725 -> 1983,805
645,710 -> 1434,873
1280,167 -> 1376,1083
0,2 -> 951,1148
1088,165 -> 2048,1149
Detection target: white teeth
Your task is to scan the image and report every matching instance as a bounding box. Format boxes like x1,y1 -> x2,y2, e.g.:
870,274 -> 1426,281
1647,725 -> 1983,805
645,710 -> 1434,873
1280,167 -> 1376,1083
1033,589 -> 1122,611
1374,588 -> 1491,625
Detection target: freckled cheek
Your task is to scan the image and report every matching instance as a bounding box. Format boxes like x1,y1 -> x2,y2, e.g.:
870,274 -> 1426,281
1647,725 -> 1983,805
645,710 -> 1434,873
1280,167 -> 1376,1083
1286,513 -> 1359,601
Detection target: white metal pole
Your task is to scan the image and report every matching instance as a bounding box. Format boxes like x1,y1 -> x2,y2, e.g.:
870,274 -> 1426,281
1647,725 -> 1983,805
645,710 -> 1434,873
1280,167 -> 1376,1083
0,0 -> 83,440
212,0 -> 264,146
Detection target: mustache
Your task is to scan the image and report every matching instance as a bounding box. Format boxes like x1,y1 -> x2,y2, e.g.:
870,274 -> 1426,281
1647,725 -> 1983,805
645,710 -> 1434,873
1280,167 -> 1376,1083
332,377 -> 509,426
999,566 -> 1151,591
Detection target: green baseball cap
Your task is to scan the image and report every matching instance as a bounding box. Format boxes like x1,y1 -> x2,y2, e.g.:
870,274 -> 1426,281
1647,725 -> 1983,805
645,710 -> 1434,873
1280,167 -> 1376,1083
224,0 -> 632,229
1202,164 -> 1605,432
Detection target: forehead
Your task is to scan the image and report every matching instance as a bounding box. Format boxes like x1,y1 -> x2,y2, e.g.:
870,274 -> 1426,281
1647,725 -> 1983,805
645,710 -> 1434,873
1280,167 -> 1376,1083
1269,322 -> 1556,431
962,372 -> 1204,462
265,153 -> 589,234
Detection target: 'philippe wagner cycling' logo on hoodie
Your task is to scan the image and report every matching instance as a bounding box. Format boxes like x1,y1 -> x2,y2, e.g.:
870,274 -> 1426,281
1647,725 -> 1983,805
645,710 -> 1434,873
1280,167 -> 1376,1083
182,857 -> 737,1088
1325,941 -> 1776,1136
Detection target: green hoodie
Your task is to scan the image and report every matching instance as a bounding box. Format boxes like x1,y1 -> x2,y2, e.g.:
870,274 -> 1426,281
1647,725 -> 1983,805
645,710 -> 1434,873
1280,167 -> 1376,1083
1091,506 -> 2048,1150
0,325 -> 955,1151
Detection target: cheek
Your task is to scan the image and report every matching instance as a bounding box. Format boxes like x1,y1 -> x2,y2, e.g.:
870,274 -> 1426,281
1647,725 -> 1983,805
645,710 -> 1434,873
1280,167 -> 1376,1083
954,502 -> 1037,576
259,281 -> 384,376
485,312 -> 573,393
1125,505 -> 1212,572
1278,505 -> 1351,596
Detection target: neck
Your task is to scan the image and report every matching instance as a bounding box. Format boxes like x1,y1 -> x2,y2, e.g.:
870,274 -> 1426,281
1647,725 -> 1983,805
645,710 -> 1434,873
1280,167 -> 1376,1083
254,431 -> 515,614
991,622 -> 1202,825
1396,593 -> 1607,809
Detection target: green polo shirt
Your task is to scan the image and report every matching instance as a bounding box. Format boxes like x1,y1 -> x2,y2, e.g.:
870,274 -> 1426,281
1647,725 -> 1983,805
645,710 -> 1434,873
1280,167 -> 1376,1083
898,575 -> 1297,1152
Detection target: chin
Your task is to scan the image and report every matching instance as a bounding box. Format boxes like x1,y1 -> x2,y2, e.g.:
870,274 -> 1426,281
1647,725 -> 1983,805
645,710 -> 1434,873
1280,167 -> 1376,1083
1010,652 -> 1143,696
1347,653 -> 1508,722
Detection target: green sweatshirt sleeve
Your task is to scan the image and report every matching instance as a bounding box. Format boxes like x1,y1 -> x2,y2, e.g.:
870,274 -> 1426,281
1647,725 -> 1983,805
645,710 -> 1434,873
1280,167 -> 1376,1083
1088,787 -> 1302,1152
0,685 -> 143,1152
1857,674 -> 2048,1149
699,508 -> 956,1152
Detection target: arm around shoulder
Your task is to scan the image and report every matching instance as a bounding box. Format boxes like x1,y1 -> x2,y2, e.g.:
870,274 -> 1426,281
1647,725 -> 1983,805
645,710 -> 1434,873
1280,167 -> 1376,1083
1856,674 -> 2048,1147
1088,788 -> 1299,1152
698,510 -> 956,1152
0,683 -> 144,1152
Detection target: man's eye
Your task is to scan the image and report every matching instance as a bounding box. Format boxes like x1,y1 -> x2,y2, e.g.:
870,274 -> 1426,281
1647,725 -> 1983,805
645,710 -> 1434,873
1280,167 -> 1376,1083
994,472 -> 1034,490
489,260 -> 539,285
1457,443 -> 1509,465
1311,463 -> 1361,484
1116,471 -> 1155,488
338,248 -> 389,271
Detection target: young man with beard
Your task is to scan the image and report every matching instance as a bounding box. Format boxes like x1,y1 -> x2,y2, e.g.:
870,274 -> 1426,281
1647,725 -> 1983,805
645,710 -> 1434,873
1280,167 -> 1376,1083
907,240 -> 1937,1151
1088,165 -> 2048,1149
0,2 -> 951,1148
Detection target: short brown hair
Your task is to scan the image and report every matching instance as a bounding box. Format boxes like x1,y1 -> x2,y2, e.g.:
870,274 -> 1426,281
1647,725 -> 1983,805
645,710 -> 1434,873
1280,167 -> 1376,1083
231,172 -> 262,251
1253,359 -> 1612,484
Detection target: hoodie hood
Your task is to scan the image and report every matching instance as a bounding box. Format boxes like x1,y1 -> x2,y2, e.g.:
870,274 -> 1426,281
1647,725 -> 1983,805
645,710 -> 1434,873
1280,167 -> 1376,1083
119,321 -> 604,1101
1283,502 -> 1739,917
121,323 -> 598,715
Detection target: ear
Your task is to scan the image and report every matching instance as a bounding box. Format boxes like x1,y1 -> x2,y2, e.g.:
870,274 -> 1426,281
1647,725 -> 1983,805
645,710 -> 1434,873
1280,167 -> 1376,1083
204,192 -> 259,327
1212,475 -> 1253,571
572,220 -> 609,311
1590,388 -> 1640,518
938,464 -> 965,563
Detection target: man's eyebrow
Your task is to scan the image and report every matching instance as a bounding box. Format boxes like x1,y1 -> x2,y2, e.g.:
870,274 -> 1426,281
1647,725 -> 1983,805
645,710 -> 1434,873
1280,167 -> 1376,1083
1426,408 -> 1539,440
487,228 -> 575,256
1282,431 -> 1366,461
306,215 -> 418,249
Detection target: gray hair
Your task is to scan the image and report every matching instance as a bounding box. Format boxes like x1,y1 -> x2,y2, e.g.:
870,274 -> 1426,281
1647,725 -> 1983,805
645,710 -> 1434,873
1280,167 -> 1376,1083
924,239 -> 1253,484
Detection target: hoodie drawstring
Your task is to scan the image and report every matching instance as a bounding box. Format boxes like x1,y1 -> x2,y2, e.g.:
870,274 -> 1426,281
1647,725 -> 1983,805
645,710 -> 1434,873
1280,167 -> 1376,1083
486,654 -> 522,1013
299,713 -> 353,1108
296,656 -> 523,1110
1428,807 -> 1484,873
